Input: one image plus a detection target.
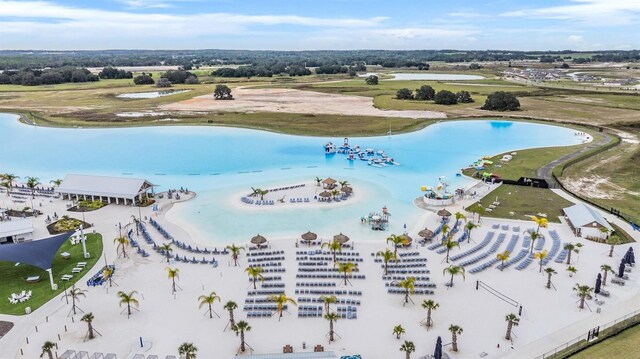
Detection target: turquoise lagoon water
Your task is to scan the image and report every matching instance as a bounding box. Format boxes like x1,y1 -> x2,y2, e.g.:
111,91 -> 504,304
0,113 -> 583,243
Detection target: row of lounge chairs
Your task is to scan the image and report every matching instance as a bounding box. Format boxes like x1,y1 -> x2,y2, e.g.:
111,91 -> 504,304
386,269 -> 430,275
386,282 -> 435,288
298,297 -> 361,305
289,198 -> 310,203
295,289 -> 362,296
248,256 -> 285,262
298,267 -> 358,273
450,232 -> 495,261
382,263 -> 426,269
247,289 -> 285,296
296,274 -> 365,280
248,276 -> 281,282
459,233 -> 506,267
243,304 -> 287,311
248,250 -> 284,257
388,288 -> 434,295
382,275 -> 429,281
297,282 -> 337,288
497,249 -> 528,270
86,265 -> 115,287
375,257 -> 427,263
296,250 -> 361,256
250,262 -> 282,267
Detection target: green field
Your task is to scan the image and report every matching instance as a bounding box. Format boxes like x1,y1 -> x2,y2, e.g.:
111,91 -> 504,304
0,233 -> 103,315
467,185 -> 574,223
569,325 -> 640,359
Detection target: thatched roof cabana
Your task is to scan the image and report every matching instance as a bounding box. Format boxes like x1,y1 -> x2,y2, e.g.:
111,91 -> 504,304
250,234 -> 267,245
437,209 -> 452,218
333,233 -> 350,244
418,228 -> 434,239
301,231 -> 318,242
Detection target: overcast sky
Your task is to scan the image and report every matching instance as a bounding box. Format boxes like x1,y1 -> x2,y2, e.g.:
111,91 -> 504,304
0,0 -> 638,50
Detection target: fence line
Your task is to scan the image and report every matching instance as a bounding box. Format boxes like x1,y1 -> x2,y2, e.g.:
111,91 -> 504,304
537,308 -> 640,358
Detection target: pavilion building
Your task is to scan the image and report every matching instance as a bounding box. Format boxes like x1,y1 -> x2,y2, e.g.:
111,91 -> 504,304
56,174 -> 156,206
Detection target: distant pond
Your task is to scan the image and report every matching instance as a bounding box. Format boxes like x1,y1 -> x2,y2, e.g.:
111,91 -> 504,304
117,89 -> 191,99
359,73 -> 485,81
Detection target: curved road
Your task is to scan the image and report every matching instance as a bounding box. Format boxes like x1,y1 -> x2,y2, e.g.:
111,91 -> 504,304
536,132 -> 613,185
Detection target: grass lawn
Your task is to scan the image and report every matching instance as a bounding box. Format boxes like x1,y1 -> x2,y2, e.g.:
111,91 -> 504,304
467,185 -> 574,223
0,233 -> 103,316
569,324 -> 640,359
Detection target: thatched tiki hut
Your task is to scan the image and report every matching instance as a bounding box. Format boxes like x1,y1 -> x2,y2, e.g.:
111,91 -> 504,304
301,231 -> 318,245
322,178 -> 337,189
333,233 -> 350,245
437,209 -> 452,222
251,234 -> 267,247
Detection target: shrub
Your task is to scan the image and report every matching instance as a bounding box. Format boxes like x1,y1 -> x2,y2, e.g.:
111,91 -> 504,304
133,74 -> 155,85
456,90 -> 474,103
365,75 -> 378,85
434,90 -> 457,105
414,85 -> 435,101
482,91 -> 521,111
156,78 -> 172,88
396,88 -> 414,100
184,75 -> 199,84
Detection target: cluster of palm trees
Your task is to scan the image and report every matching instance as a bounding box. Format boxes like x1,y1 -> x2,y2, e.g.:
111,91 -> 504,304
250,187 -> 269,201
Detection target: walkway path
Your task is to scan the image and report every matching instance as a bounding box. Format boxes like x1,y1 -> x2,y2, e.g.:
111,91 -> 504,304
536,132 -> 613,186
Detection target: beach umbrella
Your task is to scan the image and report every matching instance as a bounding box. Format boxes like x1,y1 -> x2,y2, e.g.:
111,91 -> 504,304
595,273 -> 602,294
333,233 -> 350,244
301,231 -> 317,243
437,209 -> 452,219
250,234 -> 267,246
319,191 -> 332,198
629,248 -> 635,265
618,261 -> 626,278
418,228 -> 434,240
434,336 -> 443,359
399,234 -> 413,247
340,186 -> 353,193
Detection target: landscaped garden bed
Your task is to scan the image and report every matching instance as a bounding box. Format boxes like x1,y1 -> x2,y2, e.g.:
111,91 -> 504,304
46,216 -> 92,234
67,200 -> 107,212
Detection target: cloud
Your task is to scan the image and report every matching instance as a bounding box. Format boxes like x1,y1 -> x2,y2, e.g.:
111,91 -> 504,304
373,27 -> 477,40
567,34 -> 584,43
502,0 -> 640,25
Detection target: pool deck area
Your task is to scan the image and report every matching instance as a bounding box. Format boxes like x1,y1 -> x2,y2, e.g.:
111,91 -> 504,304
1,177 -> 639,359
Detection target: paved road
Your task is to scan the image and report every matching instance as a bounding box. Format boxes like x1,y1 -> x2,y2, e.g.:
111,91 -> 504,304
537,132 -> 613,185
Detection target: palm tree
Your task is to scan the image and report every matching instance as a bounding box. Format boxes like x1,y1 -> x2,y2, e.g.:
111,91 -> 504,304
395,277 -> 415,305
65,285 -> 86,315
320,295 -> 337,314
532,215 -> 548,235
564,243 -> 583,265
268,294 -> 297,321
421,299 -> 439,329
117,290 -> 139,318
529,231 -> 539,254
224,301 -> 238,329
257,189 -> 269,201
159,243 -> 173,264
573,284 -> 593,309
113,236 -> 129,258
544,267 -> 557,289
377,249 -> 397,275
245,266 -> 264,290
167,267 -> 180,294
443,234 -> 460,263
330,189 -> 340,199
566,266 -> 577,277
387,234 -> 408,257
40,341 -> 55,359
440,223 -> 450,242
50,179 -> 63,187
534,250 -> 548,273
325,312 -> 339,342
103,266 -> 114,287
1,173 -> 19,196
393,324 -> 405,339
81,313 -> 95,339
26,176 -> 40,199
315,177 -> 322,187
399,341 -> 415,359
321,239 -> 343,262
607,235 -> 621,257
505,313 -> 520,340
336,261 -> 356,286
465,221 -> 479,243
496,250 -> 510,271
226,244 -> 244,266
454,211 -> 467,225
449,324 -> 463,352
339,180 -> 349,188
178,342 -> 198,359
601,264 -> 614,286
233,320 -> 251,352
198,291 -> 221,319
443,265 -> 466,286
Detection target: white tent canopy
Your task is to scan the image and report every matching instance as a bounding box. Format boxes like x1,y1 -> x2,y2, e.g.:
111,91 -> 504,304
563,203 -> 614,238
57,174 -> 156,206
0,218 -> 34,243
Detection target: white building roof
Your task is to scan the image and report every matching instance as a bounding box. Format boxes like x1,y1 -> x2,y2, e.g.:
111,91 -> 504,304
57,174 -> 155,199
0,218 -> 34,238
564,203 -> 614,232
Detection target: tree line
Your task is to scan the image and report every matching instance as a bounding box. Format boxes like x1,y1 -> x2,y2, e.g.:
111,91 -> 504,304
4,49 -> 635,71
0,67 -> 99,86
392,85 -> 520,111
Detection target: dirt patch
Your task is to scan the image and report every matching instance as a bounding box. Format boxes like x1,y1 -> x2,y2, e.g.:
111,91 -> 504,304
161,88 -> 447,119
0,321 -> 13,338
